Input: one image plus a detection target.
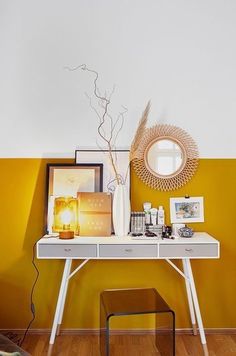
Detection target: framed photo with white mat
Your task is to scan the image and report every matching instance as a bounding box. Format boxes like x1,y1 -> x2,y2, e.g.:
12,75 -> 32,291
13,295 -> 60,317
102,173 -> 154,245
170,196 -> 204,224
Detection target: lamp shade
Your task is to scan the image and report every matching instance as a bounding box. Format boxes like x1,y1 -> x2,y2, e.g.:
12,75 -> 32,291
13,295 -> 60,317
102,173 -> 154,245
53,196 -> 78,238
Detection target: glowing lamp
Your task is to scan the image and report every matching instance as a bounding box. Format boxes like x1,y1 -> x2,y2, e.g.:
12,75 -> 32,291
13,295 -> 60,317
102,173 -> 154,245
53,196 -> 78,239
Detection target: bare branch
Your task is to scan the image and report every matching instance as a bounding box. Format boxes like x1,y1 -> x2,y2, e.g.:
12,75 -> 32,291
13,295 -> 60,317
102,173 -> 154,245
108,85 -> 116,101
84,92 -> 100,120
64,63 -> 87,71
85,92 -> 107,139
65,64 -> 128,185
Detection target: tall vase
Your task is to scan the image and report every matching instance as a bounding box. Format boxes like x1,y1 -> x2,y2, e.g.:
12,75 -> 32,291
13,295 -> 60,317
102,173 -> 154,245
112,184 -> 130,237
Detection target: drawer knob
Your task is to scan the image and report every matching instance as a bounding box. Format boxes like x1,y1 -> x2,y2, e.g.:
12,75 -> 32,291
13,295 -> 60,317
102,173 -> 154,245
64,248 -> 71,252
125,248 -> 133,252
185,248 -> 193,252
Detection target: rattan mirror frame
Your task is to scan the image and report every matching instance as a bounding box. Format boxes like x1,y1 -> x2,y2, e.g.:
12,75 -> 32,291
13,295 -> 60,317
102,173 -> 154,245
132,124 -> 199,191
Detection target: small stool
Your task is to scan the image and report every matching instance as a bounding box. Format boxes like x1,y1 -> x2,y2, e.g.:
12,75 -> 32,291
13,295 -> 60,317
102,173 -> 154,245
100,288 -> 175,356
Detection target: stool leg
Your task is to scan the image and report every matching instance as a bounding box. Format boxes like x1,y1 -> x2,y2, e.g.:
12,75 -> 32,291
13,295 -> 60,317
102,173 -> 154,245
155,311 -> 175,356
100,300 -> 110,356
106,319 -> 110,356
182,259 -> 197,335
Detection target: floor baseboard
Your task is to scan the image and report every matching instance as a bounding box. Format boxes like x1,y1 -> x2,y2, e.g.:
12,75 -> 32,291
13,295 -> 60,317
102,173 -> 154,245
1,328 -> 236,335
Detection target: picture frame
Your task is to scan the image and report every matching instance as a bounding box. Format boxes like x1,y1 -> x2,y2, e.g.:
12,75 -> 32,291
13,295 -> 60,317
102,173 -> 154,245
75,149 -> 130,196
170,197 -> 204,224
45,163 -> 103,234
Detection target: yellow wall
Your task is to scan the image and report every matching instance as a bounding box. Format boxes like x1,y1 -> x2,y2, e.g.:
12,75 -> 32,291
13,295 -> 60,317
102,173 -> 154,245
0,158 -> 235,329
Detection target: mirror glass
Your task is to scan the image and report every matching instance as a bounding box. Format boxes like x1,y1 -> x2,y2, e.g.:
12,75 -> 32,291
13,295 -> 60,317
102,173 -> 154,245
146,139 -> 184,176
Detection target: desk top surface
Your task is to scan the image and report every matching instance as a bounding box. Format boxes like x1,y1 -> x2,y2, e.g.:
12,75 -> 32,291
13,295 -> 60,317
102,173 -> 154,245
37,232 -> 219,245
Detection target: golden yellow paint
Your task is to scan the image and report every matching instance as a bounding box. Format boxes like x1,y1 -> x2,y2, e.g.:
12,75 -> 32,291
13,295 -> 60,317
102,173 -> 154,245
0,158 -> 235,329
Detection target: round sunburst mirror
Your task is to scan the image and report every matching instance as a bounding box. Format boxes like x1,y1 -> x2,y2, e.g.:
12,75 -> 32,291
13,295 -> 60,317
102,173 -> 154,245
132,124 -> 199,191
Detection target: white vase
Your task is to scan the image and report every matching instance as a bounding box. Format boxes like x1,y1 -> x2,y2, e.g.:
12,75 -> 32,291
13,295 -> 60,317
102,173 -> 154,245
112,184 -> 130,237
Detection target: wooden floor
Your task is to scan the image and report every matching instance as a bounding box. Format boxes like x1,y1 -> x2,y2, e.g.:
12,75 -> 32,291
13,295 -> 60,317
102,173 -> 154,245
20,333 -> 236,356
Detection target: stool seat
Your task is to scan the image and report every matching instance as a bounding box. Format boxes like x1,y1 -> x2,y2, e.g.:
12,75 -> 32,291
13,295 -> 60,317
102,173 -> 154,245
100,288 -> 175,356
101,288 -> 173,315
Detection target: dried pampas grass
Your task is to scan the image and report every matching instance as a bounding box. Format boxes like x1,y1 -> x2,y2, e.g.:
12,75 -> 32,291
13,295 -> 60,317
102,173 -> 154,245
129,101 -> 150,162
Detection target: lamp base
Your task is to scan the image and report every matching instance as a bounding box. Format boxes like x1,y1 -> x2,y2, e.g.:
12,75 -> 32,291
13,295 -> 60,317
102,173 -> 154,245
59,231 -> 74,239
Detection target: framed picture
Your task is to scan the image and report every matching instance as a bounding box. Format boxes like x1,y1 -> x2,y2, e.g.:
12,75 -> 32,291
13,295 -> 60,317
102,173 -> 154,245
45,163 -> 103,234
170,197 -> 204,223
75,149 -> 130,196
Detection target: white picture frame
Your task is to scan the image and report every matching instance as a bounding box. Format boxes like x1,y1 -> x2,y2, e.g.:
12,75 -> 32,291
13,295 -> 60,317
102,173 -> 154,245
170,197 -> 204,223
75,149 -> 130,196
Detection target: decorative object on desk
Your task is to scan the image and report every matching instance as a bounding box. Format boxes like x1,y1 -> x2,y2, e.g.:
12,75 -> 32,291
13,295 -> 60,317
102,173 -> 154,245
162,225 -> 172,239
178,226 -> 194,238
143,201 -> 152,225
157,205 -> 165,225
53,196 -> 78,239
68,66 -> 160,236
170,196 -> 204,223
129,101 -> 150,161
172,223 -> 186,237
78,192 -> 112,236
66,64 -> 132,237
148,224 -> 163,236
65,64 -> 129,188
150,207 -> 158,225
68,67 -> 151,236
145,230 -> 158,237
112,183 -> 130,236
132,122 -> 199,191
130,211 -> 145,234
45,163 -> 103,234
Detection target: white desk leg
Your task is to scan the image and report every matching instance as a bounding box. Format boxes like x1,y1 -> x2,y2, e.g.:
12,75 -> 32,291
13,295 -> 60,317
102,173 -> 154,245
185,259 -> 209,356
182,259 -> 197,335
49,259 -> 72,345
56,259 -> 72,336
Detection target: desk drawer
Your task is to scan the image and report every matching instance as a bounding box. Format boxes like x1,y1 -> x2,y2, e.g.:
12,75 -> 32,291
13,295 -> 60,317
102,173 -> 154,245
99,244 -> 157,258
159,243 -> 218,258
38,244 -> 97,258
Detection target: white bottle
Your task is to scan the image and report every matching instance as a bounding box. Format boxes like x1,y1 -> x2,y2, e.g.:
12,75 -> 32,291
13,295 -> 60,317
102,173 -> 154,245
158,206 -> 165,225
143,202 -> 152,225
150,208 -> 158,225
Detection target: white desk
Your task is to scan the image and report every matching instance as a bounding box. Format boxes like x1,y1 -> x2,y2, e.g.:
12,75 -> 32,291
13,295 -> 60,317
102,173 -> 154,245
37,232 -> 219,356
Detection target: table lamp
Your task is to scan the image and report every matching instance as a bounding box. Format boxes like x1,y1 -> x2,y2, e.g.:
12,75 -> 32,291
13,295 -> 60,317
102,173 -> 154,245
53,196 -> 78,239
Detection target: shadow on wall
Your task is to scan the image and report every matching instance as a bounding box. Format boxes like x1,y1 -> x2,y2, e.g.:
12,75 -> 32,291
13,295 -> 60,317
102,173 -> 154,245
23,158 -> 74,250
0,158 -> 73,329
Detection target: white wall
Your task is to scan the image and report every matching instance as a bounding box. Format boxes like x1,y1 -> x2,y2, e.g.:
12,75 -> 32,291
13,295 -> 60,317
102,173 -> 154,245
1,0 -> 236,158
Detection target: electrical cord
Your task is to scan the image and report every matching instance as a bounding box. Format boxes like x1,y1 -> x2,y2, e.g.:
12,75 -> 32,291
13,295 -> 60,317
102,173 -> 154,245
2,240 -> 40,347
19,240 -> 40,347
